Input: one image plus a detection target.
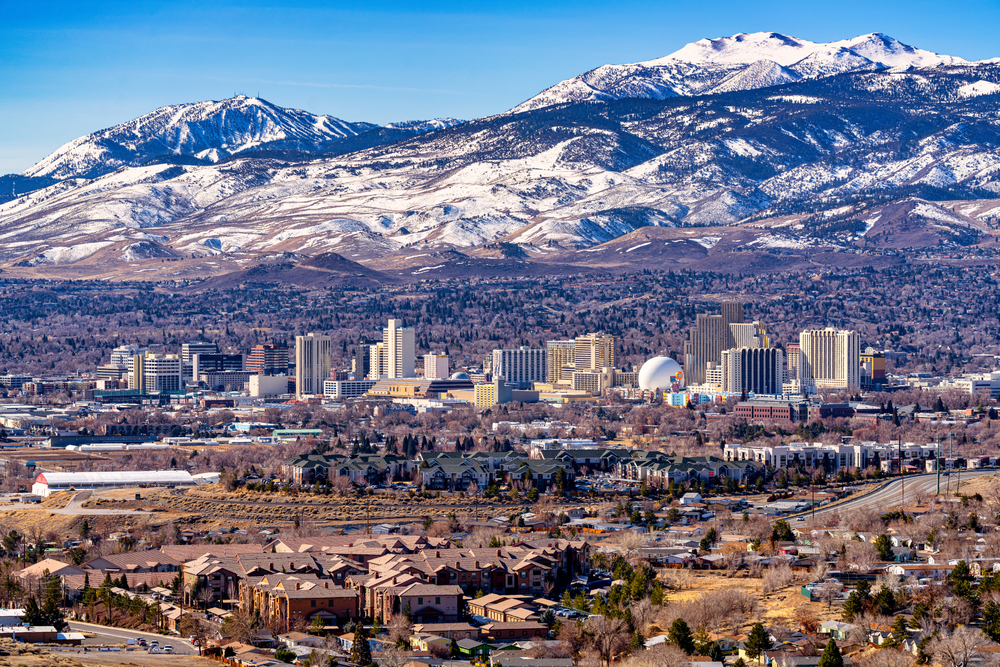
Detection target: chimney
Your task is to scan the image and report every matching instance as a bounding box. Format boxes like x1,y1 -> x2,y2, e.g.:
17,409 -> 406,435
496,549 -> 501,556
295,582 -> 300,590
475,561 -> 479,568
436,551 -> 440,558
392,576 -> 397,584
455,562 -> 461,570
324,582 -> 329,588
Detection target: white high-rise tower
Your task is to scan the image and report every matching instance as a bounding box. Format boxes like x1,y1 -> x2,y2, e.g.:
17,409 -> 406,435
383,319 -> 415,379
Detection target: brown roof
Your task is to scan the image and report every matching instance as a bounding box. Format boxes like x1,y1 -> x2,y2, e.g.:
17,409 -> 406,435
161,544 -> 264,562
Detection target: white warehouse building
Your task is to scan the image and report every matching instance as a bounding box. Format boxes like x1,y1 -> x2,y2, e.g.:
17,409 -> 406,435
32,470 -> 196,497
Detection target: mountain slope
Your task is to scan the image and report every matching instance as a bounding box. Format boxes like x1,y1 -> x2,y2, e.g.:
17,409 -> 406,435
513,32 -> 974,112
22,95 -> 377,180
0,34 -> 998,278
17,95 -> 464,183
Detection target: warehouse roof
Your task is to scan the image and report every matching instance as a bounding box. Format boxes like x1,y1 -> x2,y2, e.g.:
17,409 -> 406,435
34,471 -> 195,486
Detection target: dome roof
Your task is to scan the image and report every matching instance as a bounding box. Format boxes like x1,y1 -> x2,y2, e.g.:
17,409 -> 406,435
638,356 -> 684,391
449,371 -> 470,380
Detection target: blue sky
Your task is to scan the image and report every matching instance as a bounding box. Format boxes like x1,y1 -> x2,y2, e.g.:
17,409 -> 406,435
2,0 -> 998,174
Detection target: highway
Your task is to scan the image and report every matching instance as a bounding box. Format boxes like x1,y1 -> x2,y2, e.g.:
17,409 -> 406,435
801,469 -> 998,519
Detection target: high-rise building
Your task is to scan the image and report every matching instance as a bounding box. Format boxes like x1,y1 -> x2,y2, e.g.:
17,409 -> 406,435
129,352 -> 182,393
785,343 -> 801,384
683,301 -> 744,386
353,341 -> 371,380
575,333 -> 615,372
192,353 -> 245,382
369,342 -> 387,380
110,345 -> 145,369
181,341 -> 218,364
730,321 -> 771,349
424,353 -> 449,380
546,340 -> 576,384
383,319 -> 415,379
492,347 -> 546,389
799,328 -> 860,391
295,333 -> 331,397
720,347 -> 784,395
247,344 -> 289,375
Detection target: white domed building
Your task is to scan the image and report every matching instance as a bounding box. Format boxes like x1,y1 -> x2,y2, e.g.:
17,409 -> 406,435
638,356 -> 684,392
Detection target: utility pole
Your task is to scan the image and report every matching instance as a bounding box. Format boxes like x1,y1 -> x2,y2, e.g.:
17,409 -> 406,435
947,433 -> 954,499
811,484 -> 815,523
936,437 -> 941,496
899,434 -> 904,510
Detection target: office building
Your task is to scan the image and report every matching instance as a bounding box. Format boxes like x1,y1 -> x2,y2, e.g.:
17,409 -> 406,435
250,375 -> 289,398
574,333 -> 615,372
181,341 -> 218,364
799,328 -> 860,391
324,379 -> 377,399
546,340 -> 576,384
860,347 -> 887,388
383,319 -> 415,379
129,352 -> 183,393
423,353 -> 449,380
247,344 -> 289,375
295,333 -> 331,397
353,341 -> 371,380
192,353 -> 245,382
683,301 -> 744,386
110,345 -> 145,369
492,347 -> 546,389
720,347 -> 784,395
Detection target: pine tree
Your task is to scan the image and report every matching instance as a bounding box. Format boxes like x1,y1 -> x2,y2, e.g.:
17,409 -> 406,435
818,638 -> 844,667
350,624 -> 372,666
744,623 -> 772,664
669,617 -> 695,654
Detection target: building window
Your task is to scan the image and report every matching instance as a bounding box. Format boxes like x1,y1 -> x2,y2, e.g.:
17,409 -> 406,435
311,600 -> 316,607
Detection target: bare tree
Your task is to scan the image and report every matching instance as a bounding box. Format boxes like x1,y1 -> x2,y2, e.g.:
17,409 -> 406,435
586,616 -> 630,667
854,648 -> 916,667
931,626 -> 996,667
618,643 -> 689,667
615,530 -> 648,565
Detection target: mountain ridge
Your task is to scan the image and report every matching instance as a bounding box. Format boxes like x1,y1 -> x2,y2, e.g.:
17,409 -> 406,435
0,31 -> 998,281
512,31 -> 978,112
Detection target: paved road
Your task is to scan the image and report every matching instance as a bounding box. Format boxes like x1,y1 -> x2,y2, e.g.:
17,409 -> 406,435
68,621 -> 198,655
802,469 -> 997,519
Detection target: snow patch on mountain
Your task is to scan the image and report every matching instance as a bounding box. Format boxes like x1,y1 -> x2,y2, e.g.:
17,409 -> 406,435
514,31 -> 976,112
957,80 -> 1000,98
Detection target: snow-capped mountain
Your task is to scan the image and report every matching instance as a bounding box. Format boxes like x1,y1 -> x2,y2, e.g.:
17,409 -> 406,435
513,32 -> 974,111
0,33 -> 998,280
19,95 -> 463,182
